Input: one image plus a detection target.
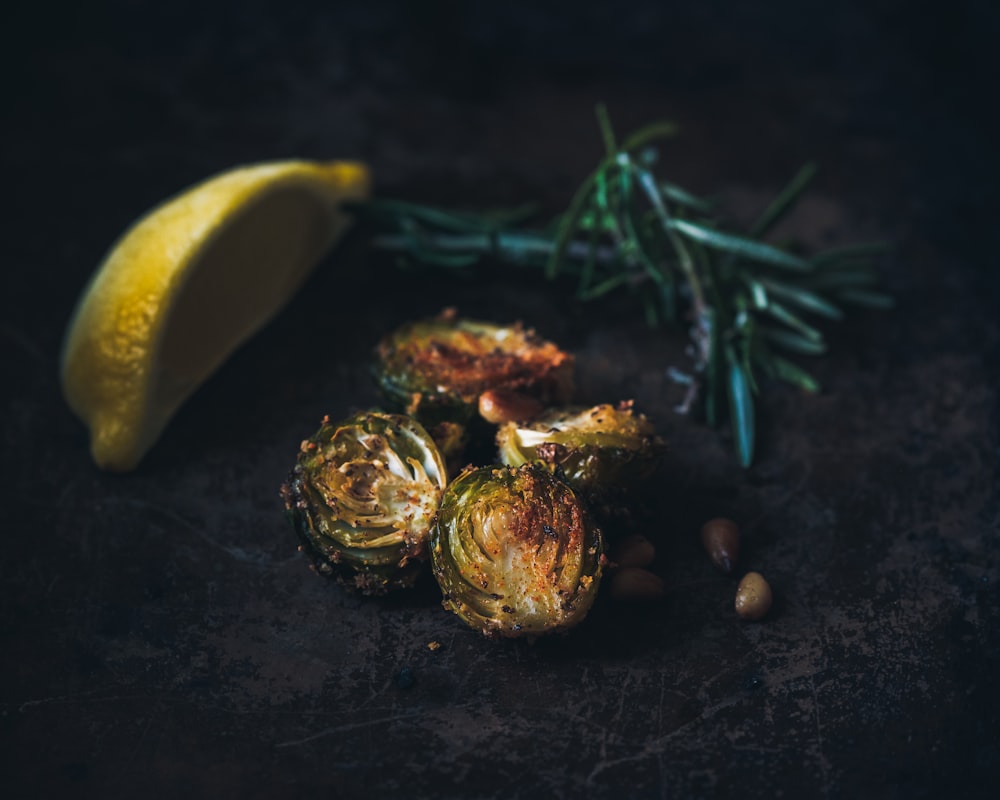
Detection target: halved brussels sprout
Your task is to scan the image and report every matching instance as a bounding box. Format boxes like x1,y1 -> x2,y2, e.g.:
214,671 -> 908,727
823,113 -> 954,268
280,411 -> 448,594
373,309 -> 574,462
431,463 -> 604,638
496,401 -> 664,495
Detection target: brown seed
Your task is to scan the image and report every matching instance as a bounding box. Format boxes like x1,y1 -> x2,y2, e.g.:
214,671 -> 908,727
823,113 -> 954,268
477,389 -> 544,425
700,517 -> 740,573
608,567 -> 665,601
735,571 -> 772,620
609,533 -> 656,568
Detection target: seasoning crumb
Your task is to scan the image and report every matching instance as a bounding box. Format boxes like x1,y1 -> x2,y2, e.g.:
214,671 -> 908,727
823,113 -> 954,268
427,641 -> 441,652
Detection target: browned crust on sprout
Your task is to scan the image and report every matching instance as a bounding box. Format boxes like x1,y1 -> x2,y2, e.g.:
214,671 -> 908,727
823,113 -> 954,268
430,463 -> 603,638
376,309 -> 574,404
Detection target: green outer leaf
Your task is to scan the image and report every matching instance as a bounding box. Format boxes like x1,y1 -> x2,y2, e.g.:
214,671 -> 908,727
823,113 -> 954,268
671,219 -> 813,271
725,343 -> 755,467
750,162 -> 818,237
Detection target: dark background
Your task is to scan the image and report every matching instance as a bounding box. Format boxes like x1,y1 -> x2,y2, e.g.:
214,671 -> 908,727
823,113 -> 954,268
3,1 -> 999,797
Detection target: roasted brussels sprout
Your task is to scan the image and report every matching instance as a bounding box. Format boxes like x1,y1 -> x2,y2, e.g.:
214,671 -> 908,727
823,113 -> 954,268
495,400 -> 664,495
431,463 -> 604,638
373,309 -> 574,462
280,411 -> 448,594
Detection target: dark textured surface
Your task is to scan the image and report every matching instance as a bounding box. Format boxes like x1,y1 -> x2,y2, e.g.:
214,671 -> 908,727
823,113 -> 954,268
3,2 -> 999,797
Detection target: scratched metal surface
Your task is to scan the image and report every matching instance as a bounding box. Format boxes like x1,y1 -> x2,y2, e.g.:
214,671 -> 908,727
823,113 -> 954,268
3,2 -> 999,797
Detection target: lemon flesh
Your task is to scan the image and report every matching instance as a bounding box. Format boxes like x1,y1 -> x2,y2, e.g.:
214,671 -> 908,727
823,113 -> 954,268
60,160 -> 371,471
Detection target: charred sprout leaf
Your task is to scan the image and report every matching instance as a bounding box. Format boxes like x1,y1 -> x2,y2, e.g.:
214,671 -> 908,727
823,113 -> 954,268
431,463 -> 604,639
373,309 -> 574,464
280,411 -> 447,595
495,401 -> 664,496
361,106 -> 893,466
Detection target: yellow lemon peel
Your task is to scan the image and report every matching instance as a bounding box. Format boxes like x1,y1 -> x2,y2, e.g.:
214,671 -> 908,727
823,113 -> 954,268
60,160 -> 371,471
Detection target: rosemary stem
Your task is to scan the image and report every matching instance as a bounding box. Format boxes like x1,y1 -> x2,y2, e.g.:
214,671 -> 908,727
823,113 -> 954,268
372,232 -> 622,265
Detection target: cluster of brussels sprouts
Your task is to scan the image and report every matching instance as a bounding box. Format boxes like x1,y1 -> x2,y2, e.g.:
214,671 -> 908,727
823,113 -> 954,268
281,310 -> 665,638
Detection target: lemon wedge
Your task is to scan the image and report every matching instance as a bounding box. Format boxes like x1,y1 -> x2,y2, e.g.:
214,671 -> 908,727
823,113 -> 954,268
60,160 -> 371,471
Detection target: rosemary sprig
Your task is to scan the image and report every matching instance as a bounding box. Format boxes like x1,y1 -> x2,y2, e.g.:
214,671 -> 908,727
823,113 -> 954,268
350,107 -> 892,466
